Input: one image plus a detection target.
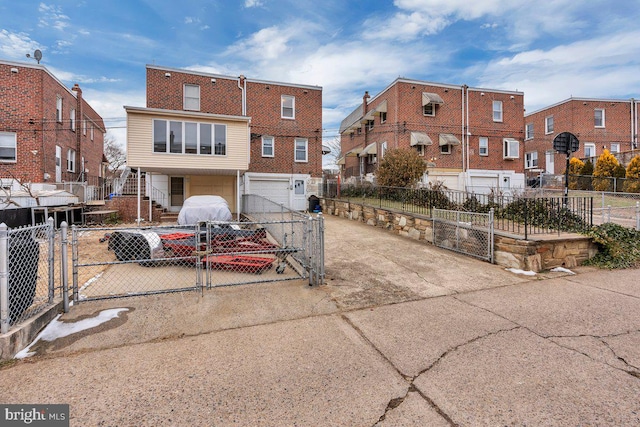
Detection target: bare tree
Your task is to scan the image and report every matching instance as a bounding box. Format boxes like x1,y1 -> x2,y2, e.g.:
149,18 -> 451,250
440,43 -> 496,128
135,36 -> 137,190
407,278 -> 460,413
322,137 -> 342,169
104,133 -> 127,177
0,166 -> 41,208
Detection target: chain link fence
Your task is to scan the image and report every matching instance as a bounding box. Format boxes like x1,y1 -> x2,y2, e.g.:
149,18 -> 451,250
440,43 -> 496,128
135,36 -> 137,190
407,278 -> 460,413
432,208 -> 494,262
0,220 -> 56,333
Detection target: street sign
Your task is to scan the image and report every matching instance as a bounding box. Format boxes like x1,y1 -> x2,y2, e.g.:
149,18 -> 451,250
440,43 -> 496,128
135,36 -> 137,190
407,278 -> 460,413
553,132 -> 580,154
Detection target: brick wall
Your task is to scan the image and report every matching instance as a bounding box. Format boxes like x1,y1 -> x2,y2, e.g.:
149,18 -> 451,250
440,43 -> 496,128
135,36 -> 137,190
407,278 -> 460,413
0,62 -> 104,184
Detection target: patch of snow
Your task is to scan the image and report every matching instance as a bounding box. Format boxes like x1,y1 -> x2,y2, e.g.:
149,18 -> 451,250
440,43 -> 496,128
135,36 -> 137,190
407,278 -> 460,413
15,308 -> 128,359
79,271 -> 103,292
550,267 -> 576,275
505,268 -> 537,276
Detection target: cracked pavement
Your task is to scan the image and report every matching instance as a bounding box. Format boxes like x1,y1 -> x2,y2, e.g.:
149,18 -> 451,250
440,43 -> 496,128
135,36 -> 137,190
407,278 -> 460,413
1,215 -> 639,426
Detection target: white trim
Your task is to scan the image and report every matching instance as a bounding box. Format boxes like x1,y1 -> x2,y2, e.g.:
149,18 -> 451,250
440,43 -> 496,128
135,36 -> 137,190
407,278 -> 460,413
281,95 -> 295,119
262,135 -> 274,157
594,108 -> 605,128
294,138 -> 308,162
545,116 -> 554,134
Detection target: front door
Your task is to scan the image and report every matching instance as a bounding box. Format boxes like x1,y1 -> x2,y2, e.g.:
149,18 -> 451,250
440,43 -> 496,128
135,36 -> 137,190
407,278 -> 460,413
170,176 -> 185,210
292,179 -> 306,211
545,151 -> 555,174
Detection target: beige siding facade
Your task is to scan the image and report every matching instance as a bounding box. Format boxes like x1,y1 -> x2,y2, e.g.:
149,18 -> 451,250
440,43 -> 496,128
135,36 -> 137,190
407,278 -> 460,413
187,175 -> 237,210
126,108 -> 250,173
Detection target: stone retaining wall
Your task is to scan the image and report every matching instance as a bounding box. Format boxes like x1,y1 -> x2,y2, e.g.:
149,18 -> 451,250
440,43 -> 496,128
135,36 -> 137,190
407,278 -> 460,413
321,198 -> 597,272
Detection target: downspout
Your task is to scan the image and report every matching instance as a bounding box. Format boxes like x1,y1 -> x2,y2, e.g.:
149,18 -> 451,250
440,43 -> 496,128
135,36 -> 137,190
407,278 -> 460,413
239,76 -> 247,215
633,98 -> 638,149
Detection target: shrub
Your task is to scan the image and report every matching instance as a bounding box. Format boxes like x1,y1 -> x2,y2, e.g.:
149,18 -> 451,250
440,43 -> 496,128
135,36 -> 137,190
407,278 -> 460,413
567,157 -> 584,190
592,149 -> 619,191
623,155 -> 640,193
583,223 -> 640,269
376,148 -> 427,188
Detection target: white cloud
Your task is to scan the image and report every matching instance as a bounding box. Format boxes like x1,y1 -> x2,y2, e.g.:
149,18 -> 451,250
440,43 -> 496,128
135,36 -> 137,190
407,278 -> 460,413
244,0 -> 264,8
0,30 -> 41,60
476,30 -> 640,111
38,3 -> 71,31
184,16 -> 200,24
46,65 -> 121,84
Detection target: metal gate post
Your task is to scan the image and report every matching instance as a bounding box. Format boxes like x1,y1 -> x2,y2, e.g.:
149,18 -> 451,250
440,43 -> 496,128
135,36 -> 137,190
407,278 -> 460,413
205,221 -> 212,289
489,208 -> 495,264
0,223 -> 9,334
71,225 -> 79,303
307,215 -> 314,286
195,222 -> 203,294
47,217 -> 55,303
318,212 -> 325,286
61,222 -> 69,312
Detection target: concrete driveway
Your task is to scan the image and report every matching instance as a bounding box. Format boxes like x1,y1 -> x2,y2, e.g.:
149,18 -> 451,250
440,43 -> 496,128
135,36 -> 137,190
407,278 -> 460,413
1,215 -> 639,426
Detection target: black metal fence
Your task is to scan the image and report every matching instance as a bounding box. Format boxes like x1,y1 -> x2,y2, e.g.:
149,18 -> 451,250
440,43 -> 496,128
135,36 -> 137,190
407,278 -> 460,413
323,182 -> 593,239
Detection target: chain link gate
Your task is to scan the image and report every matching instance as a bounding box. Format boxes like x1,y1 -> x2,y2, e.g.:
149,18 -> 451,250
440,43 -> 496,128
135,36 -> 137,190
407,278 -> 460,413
432,208 -> 494,263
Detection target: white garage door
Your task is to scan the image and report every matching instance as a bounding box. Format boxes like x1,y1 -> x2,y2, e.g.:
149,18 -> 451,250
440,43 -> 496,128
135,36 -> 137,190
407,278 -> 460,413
250,179 -> 290,208
469,176 -> 499,194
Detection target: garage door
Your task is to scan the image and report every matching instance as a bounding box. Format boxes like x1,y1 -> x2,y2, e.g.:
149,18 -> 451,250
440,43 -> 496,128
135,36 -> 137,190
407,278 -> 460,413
469,176 -> 498,194
250,179 -> 290,208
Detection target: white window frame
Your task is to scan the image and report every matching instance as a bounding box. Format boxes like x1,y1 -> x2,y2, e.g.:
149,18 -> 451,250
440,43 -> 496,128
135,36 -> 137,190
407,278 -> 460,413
381,141 -> 387,158
493,100 -> 503,122
610,143 -> 620,154
479,137 -> 488,156
67,148 -> 76,172
584,143 -> 596,159
415,145 -> 425,156
525,123 -> 533,140
262,136 -> 274,157
366,120 -> 374,131
545,116 -> 554,134
152,119 -> 227,156
281,95 -> 295,119
90,124 -> 94,141
294,138 -> 308,162
70,109 -> 76,131
184,84 -> 200,111
56,96 -> 63,122
380,111 -> 387,124
423,103 -> 435,116
525,151 -> 538,169
83,118 -> 87,135
594,109 -> 605,128
503,138 -> 520,159
0,131 -> 17,163
440,144 -> 451,154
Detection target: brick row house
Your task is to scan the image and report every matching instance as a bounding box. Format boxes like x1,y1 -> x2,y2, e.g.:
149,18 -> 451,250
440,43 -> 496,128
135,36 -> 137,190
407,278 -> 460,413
0,59 -> 106,214
523,98 -> 640,178
125,65 -> 323,216
338,78 -> 525,192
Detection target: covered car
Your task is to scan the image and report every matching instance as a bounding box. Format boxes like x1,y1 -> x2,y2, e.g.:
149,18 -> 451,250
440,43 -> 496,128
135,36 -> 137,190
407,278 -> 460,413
177,195 -> 233,225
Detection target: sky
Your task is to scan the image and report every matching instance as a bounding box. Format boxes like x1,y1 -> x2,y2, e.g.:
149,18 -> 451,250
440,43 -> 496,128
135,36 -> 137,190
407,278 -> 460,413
1,0 -> 639,164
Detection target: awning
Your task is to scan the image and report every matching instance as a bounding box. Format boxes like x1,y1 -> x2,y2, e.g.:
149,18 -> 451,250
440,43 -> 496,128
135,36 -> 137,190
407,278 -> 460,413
359,142 -> 377,156
371,100 -> 387,115
344,147 -> 363,157
322,144 -> 331,154
361,111 -> 375,123
422,92 -> 445,106
336,156 -> 345,165
439,133 -> 461,146
410,132 -> 433,146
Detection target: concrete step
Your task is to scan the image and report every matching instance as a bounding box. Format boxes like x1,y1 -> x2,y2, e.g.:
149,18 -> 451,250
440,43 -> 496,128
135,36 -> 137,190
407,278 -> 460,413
160,213 -> 179,223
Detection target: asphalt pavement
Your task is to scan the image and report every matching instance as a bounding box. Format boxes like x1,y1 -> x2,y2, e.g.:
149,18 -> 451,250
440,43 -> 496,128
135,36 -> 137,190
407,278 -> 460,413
1,215 -> 639,426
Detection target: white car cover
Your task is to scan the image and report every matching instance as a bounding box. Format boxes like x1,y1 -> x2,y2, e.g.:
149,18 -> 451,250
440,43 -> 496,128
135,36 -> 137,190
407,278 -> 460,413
177,195 -> 233,225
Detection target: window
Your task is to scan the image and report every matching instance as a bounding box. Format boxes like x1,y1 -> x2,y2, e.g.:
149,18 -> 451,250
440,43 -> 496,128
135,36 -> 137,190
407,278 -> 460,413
525,151 -> 538,169
184,84 -> 200,111
545,116 -> 554,134
0,132 -> 17,162
594,109 -> 605,127
525,123 -> 533,140
423,103 -> 435,116
153,119 -> 227,156
479,137 -> 488,156
294,138 -> 308,162
83,118 -> 87,135
380,111 -> 387,124
67,149 -> 76,172
415,145 -> 425,156
56,96 -> 63,122
366,120 -> 374,131
610,143 -> 620,153
214,124 -> 226,155
381,141 -> 387,158
70,109 -> 76,131
262,136 -> 274,157
493,101 -> 503,122
282,95 -> 295,119
185,122 -> 198,154
584,143 -> 596,159
90,124 -> 94,141
503,138 -> 519,159
440,144 -> 451,154
294,179 -> 305,195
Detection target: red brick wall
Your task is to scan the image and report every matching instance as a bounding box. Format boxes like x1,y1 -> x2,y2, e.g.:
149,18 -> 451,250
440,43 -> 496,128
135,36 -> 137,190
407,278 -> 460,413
340,80 -> 525,178
0,62 -> 104,184
524,99 -> 636,172
146,66 -> 323,178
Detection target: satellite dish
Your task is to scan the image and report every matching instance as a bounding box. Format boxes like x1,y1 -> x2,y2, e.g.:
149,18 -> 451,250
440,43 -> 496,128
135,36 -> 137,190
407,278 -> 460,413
26,49 -> 43,64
